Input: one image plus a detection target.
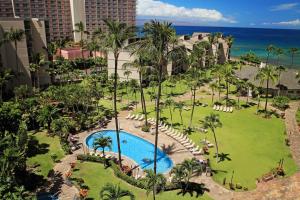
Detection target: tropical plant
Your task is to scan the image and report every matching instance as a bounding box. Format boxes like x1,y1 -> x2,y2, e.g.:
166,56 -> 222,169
55,38 -> 68,57
171,158 -> 202,192
37,105 -> 60,132
275,65 -> 286,96
164,98 -> 175,126
29,52 -> 48,90
2,28 -> 25,80
174,101 -> 185,128
104,19 -> 135,169
209,82 -> 218,104
44,42 -> 58,84
220,63 -> 234,106
255,65 -> 278,112
144,169 -> 166,200
200,113 -> 222,161
73,21 -> 89,74
240,51 -> 261,65
288,47 -> 299,67
225,35 -> 234,60
100,183 -> 135,200
0,70 -> 13,103
93,136 -> 112,156
272,96 -> 290,110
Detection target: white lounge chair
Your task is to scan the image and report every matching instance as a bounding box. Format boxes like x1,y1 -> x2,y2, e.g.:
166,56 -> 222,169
138,115 -> 144,121
208,143 -> 214,148
213,105 -> 217,110
216,105 -> 220,111
126,113 -> 132,119
230,107 -> 233,113
185,142 -> 195,149
133,114 -> 140,120
223,107 -> 227,112
193,148 -> 203,155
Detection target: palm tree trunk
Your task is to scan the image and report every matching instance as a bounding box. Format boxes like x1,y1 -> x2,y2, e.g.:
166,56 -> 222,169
0,85 -> 3,103
212,129 -> 219,162
218,76 -> 221,100
211,89 -> 214,104
265,78 -> 269,112
169,106 -> 173,127
226,79 -> 229,106
15,41 -> 19,84
139,71 -> 148,126
153,63 -> 163,200
113,52 -> 122,169
189,87 -> 196,128
257,94 -> 260,114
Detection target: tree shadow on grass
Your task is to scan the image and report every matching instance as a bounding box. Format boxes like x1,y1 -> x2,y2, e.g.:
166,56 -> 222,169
27,135 -> 50,157
214,153 -> 232,162
176,182 -> 210,198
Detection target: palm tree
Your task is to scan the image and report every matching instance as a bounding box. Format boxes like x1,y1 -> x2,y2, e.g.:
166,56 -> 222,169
275,47 -> 284,66
209,82 -> 218,105
73,21 -> 89,74
221,63 -> 234,106
164,98 -> 175,126
2,28 -> 25,81
144,169 -> 166,200
123,69 -> 131,104
171,158 -> 202,192
29,53 -> 48,91
276,65 -> 286,96
255,65 -> 278,112
135,20 -> 179,178
225,35 -> 234,60
212,64 -> 223,100
289,48 -> 299,67
200,113 -> 222,161
265,45 -> 276,65
174,101 -> 185,127
104,19 -> 135,169
123,50 -> 149,127
55,38 -> 67,57
0,70 -> 13,103
37,105 -> 60,133
100,183 -> 135,200
43,42 -> 58,84
93,136 -> 112,156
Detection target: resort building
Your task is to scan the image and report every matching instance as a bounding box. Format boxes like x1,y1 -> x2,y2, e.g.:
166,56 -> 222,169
0,18 -> 51,90
236,65 -> 300,98
108,32 -> 229,81
0,0 -> 73,41
0,0 -> 137,42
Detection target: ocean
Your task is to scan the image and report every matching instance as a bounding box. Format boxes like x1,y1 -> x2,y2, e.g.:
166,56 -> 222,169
173,26 -> 300,68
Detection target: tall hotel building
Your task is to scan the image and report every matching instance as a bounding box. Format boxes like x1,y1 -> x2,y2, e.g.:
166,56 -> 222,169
0,0 -> 136,41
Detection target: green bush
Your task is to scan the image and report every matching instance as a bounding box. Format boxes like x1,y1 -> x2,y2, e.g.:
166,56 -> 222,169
272,96 -> 290,110
50,153 -> 58,163
77,154 -> 106,163
141,124 -> 150,132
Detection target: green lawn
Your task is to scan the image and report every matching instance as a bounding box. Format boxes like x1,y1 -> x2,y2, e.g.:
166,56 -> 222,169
296,109 -> 300,125
27,131 -> 65,177
138,99 -> 298,190
72,161 -> 212,200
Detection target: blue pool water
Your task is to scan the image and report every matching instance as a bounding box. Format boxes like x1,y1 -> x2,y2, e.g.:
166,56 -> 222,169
86,130 -> 173,173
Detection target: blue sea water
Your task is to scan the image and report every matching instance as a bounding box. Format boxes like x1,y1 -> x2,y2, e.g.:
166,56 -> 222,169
86,130 -> 173,173
173,26 -> 300,68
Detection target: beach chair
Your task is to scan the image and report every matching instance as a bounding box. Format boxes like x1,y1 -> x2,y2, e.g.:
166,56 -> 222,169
138,115 -> 144,121
213,105 -> 217,110
185,142 -> 195,149
193,148 -> 203,155
223,107 -> 227,112
133,114 -> 140,120
230,107 -> 233,113
216,105 -> 220,111
126,113 -> 132,119
208,143 -> 214,148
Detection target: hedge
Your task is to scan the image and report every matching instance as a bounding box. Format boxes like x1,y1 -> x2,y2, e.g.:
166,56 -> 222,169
76,154 -> 180,191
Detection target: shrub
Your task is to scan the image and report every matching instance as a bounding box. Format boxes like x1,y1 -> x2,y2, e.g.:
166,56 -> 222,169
272,96 -> 290,110
141,124 -> 150,132
50,153 -> 58,163
77,154 -> 106,163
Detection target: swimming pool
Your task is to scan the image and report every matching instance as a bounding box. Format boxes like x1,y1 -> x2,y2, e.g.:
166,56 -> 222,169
86,130 -> 173,173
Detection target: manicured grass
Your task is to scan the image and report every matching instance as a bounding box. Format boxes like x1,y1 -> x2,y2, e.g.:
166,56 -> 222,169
139,99 -> 298,190
72,161 -> 212,200
296,108 -> 300,125
27,131 -> 65,177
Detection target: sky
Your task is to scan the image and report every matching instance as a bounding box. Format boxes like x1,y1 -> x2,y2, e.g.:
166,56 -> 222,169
136,0 -> 300,29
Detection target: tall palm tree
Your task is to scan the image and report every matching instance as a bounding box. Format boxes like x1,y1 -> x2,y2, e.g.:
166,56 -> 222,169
276,65 -> 286,96
93,136 -> 112,157
289,48 -> 299,67
43,42 -> 58,84
200,113 -> 222,161
212,64 -> 223,100
29,53 -> 48,91
209,82 -> 218,105
100,183 -> 135,200
123,50 -> 149,127
174,101 -> 185,127
104,19 -> 135,169
0,70 -> 13,103
135,20 -> 181,199
2,28 -> 25,81
73,21 -> 89,74
144,169 -> 166,200
275,47 -> 284,66
265,45 -> 276,65
164,98 -> 175,126
220,63 -> 234,106
255,65 -> 278,112
225,35 -> 234,60
123,69 -> 131,104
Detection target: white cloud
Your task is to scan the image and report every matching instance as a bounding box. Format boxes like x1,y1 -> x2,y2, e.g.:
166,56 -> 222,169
271,3 -> 298,11
137,0 -> 236,23
272,19 -> 300,26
